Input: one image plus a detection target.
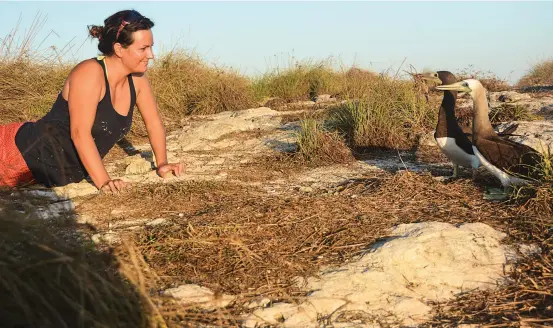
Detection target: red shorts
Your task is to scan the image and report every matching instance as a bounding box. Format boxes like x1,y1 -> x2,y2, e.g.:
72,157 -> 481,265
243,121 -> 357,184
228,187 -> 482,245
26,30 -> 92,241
0,122 -> 35,187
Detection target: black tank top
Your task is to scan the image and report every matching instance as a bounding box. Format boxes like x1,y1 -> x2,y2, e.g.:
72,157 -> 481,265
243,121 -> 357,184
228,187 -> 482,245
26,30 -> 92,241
15,57 -> 136,187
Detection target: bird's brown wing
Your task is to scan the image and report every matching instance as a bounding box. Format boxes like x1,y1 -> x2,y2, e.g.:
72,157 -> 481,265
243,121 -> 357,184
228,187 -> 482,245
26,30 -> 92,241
475,136 -> 543,178
498,123 -> 519,136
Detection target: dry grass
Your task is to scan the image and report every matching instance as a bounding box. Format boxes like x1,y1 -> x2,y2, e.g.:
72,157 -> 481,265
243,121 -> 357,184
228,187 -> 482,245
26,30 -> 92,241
456,65 -> 512,92
517,59 -> 553,88
0,15 -> 73,124
294,117 -> 354,165
74,170 -> 530,326
489,103 -> 542,124
326,76 -> 436,151
428,150 -> 553,326
144,50 -> 257,132
0,189 -> 153,328
251,58 -> 380,105
251,58 -> 344,103
429,193 -> 553,326
5,154 -> 553,327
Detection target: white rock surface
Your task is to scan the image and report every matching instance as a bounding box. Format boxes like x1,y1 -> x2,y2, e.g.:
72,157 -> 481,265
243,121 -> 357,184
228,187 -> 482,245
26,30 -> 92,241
496,120 -> 553,154
163,284 -> 235,310
177,107 -> 282,151
243,222 -> 513,327
91,232 -> 121,245
125,157 -> 152,175
36,201 -> 74,220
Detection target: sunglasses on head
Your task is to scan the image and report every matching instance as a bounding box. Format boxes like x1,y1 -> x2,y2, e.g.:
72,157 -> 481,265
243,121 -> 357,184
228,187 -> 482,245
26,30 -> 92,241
116,10 -> 145,41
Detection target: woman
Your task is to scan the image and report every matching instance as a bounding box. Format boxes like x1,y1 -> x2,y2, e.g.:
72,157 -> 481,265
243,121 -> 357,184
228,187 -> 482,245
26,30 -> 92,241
0,10 -> 183,193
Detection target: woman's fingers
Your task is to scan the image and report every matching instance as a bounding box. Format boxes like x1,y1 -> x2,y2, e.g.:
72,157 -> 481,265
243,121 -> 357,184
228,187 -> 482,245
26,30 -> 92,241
100,179 -> 130,193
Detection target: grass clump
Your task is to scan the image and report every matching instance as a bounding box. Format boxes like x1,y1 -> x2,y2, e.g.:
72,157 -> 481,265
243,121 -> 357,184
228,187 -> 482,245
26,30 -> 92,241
0,15 -> 73,124
326,76 -> 436,150
252,58 -> 344,103
517,59 -> 553,87
489,103 -> 542,123
0,61 -> 71,124
294,117 -> 354,165
138,50 -> 257,135
513,148 -> 553,217
456,65 -> 511,92
0,192 -> 151,328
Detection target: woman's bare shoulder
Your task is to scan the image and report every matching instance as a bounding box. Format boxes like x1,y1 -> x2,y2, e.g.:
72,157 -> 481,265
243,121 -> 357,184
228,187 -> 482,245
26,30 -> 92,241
69,58 -> 104,79
62,58 -> 105,99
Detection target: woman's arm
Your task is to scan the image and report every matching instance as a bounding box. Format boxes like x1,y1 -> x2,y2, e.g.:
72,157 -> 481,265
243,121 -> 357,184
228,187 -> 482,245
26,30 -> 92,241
133,73 -> 184,177
67,61 -> 126,192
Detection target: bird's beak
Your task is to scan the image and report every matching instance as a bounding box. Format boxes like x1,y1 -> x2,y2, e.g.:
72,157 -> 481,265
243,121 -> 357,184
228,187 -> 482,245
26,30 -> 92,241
435,81 -> 471,93
416,72 -> 442,84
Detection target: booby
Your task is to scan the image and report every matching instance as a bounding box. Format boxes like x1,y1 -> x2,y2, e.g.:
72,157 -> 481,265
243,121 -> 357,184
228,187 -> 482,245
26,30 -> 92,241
418,71 -> 480,177
436,79 -> 543,189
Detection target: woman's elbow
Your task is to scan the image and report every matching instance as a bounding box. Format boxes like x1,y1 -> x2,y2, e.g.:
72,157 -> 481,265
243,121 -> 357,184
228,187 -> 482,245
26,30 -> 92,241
70,128 -> 91,143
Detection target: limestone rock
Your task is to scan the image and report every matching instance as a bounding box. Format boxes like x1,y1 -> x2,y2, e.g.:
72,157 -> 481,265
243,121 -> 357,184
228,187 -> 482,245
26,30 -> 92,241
163,284 -> 235,310
177,107 -> 282,152
243,222 -> 514,327
495,120 -> 553,154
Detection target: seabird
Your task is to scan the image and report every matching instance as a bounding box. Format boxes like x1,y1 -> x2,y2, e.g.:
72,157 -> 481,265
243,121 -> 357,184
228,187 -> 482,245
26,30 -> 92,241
418,71 -> 480,177
436,79 -> 543,190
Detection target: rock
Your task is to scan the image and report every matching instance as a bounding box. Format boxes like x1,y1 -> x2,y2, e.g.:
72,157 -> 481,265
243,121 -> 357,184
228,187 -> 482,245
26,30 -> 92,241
125,158 -> 152,175
537,103 -> 553,118
243,222 -> 515,328
314,94 -> 336,103
53,181 -> 99,199
76,214 -> 97,225
23,190 -> 65,201
242,303 -> 299,328
262,97 -> 286,108
491,91 -> 532,103
288,100 -> 316,108
163,284 -> 235,310
518,243 -> 542,257
244,297 -> 271,309
36,201 -> 74,220
109,218 -> 149,229
488,91 -> 553,116
146,218 -> 167,226
91,232 -> 120,245
495,121 -> 553,154
206,157 -> 226,165
177,107 -> 282,152
299,186 -> 313,193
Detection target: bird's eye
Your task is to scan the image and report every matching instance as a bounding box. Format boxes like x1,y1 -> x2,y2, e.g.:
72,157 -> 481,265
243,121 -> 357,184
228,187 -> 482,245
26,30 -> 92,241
434,73 -> 438,77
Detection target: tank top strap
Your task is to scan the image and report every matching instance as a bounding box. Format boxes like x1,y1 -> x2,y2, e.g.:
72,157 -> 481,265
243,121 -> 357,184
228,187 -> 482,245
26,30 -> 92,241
127,74 -> 136,108
94,56 -> 110,87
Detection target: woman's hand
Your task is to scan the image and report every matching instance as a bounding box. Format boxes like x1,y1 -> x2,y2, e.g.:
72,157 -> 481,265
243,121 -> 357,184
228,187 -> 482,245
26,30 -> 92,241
156,163 -> 184,178
100,179 -> 130,193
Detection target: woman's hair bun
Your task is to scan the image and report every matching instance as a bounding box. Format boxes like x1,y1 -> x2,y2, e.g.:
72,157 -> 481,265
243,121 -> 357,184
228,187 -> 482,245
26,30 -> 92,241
88,25 -> 104,39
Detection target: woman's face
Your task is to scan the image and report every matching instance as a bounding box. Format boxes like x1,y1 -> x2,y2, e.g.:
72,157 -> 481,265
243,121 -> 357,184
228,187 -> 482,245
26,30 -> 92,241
119,29 -> 154,73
